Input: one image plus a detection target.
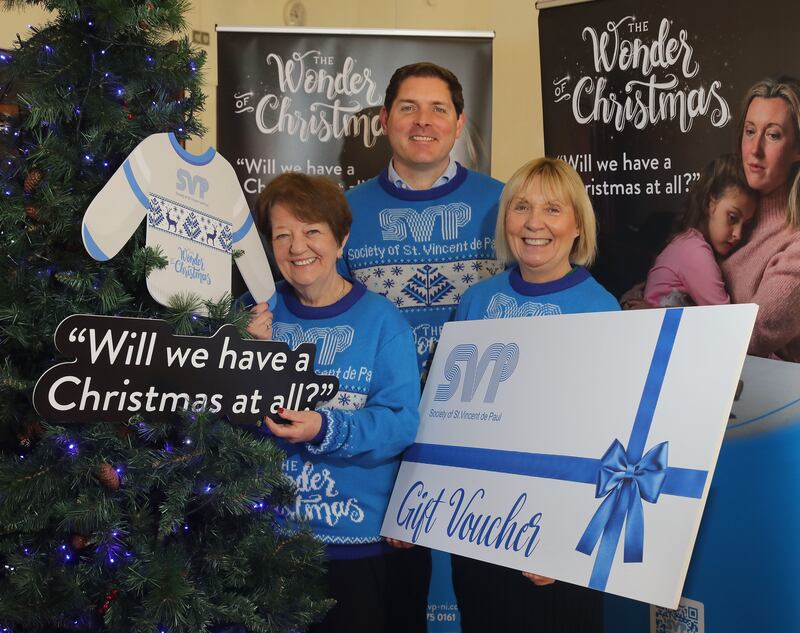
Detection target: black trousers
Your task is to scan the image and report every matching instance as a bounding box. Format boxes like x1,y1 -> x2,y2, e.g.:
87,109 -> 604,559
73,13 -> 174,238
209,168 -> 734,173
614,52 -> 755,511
451,555 -> 604,633
384,546 -> 432,633
309,554 -> 389,633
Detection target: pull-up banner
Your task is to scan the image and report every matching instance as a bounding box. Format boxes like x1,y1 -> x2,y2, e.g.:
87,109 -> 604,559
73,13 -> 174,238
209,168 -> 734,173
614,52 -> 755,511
216,27 -> 494,206
216,28 -> 494,632
539,1 -> 800,631
538,0 -> 800,297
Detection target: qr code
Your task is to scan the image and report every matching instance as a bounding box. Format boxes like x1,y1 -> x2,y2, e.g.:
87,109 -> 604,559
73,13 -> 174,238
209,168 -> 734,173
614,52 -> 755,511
650,597 -> 704,633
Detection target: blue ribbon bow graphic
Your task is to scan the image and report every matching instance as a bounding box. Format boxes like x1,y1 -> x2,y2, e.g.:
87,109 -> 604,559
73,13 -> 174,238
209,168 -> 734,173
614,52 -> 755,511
576,439 -> 668,588
403,308 -> 709,590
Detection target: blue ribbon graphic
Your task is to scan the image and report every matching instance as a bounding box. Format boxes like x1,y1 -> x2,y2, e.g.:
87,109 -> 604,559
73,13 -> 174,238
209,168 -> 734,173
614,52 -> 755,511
575,439 -> 668,589
404,308 -> 707,590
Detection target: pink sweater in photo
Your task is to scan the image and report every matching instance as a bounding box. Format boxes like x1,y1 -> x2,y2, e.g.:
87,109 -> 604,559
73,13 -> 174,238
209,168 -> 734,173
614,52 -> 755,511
720,187 -> 800,362
644,228 -> 730,307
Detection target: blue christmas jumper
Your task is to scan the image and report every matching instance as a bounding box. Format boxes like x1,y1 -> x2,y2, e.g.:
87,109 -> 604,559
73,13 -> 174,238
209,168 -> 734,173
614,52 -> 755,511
270,280 -> 420,558
343,163 -> 504,375
452,264 -> 618,632
455,265 -> 619,321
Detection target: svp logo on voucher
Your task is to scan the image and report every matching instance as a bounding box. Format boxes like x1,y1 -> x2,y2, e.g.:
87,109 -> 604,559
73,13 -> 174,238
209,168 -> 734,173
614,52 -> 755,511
434,342 -> 519,404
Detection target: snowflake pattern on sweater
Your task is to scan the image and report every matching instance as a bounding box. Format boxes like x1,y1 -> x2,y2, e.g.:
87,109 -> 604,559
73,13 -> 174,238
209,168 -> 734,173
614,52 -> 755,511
344,164 -> 504,374
270,281 -> 419,547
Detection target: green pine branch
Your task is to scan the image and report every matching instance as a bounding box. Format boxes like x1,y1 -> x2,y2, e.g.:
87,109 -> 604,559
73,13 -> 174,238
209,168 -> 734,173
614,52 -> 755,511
0,1 -> 326,630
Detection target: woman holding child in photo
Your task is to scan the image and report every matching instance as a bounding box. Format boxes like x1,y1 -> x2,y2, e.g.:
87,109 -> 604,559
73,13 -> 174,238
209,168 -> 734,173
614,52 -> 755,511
627,76 -> 800,363
720,76 -> 800,362
642,154 -> 756,307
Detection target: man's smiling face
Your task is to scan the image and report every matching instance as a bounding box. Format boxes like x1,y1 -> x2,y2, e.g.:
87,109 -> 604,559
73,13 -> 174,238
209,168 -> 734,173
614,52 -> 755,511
380,75 -> 465,180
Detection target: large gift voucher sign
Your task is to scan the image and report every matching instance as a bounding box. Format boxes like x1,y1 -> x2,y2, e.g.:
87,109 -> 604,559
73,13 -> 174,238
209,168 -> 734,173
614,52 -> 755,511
382,305 -> 756,608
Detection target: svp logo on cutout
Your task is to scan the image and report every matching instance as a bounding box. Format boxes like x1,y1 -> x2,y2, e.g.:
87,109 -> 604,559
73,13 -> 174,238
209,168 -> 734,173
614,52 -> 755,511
434,343 -> 519,404
176,169 -> 209,200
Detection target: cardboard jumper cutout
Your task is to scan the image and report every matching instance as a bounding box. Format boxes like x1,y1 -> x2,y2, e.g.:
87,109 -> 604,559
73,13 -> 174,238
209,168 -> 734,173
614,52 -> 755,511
82,133 -> 275,310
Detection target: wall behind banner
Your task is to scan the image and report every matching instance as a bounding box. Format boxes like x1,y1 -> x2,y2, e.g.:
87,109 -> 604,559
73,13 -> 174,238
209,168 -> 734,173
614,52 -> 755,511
0,0 -> 544,182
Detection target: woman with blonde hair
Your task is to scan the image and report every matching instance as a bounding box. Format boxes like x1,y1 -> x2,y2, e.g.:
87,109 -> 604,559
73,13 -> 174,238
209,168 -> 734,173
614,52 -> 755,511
721,76 -> 800,362
452,157 -> 618,633
455,157 -> 618,321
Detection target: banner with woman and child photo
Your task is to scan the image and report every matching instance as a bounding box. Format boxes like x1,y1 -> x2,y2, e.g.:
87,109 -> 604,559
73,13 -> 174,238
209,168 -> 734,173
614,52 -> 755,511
539,0 -> 800,631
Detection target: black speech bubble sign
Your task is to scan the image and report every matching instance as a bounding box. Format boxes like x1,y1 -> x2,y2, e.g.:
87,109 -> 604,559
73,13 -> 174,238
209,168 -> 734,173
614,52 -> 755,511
33,314 -> 339,424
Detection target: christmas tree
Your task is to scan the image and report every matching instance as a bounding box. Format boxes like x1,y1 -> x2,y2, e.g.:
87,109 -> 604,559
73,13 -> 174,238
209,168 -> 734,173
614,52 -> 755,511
0,1 -> 329,631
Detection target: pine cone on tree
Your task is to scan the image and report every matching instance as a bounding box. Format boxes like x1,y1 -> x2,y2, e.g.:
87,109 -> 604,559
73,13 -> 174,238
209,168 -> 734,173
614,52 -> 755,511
96,463 -> 120,490
23,169 -> 43,193
16,419 -> 44,447
25,206 -> 39,220
70,533 -> 91,550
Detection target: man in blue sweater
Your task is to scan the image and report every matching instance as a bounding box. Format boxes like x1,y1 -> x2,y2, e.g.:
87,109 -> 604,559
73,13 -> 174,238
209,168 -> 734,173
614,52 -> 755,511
343,61 -> 504,633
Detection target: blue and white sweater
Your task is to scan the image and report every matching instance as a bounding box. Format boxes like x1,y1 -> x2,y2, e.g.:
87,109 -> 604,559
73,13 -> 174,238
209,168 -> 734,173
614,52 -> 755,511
270,280 -> 420,556
82,133 -> 274,309
343,164 -> 504,375
455,265 -> 619,321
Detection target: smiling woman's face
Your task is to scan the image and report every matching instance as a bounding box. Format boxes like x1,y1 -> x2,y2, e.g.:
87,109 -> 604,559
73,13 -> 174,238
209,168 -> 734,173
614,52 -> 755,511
505,175 -> 579,284
741,97 -> 800,195
269,202 -> 344,300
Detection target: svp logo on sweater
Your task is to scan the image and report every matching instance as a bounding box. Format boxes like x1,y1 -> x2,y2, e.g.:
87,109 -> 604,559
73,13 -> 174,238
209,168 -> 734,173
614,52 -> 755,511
486,293 -> 562,319
272,323 -> 355,366
379,203 -> 472,241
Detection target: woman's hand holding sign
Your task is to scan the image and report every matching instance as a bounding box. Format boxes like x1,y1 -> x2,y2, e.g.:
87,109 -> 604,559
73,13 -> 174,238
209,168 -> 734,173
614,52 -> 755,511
247,302 -> 274,341
522,572 -> 555,586
264,407 -> 323,443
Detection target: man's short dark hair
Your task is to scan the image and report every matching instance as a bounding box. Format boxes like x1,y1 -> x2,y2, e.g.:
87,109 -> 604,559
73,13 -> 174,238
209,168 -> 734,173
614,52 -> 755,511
383,62 -> 464,117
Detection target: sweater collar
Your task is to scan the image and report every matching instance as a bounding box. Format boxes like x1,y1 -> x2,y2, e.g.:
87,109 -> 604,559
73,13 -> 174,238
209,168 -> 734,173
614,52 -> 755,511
378,162 -> 468,200
760,185 -> 789,223
508,264 -> 590,296
387,158 -> 458,190
278,278 -> 366,319
168,132 -> 216,165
